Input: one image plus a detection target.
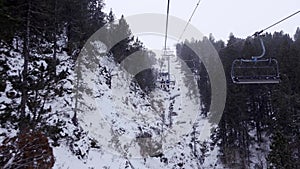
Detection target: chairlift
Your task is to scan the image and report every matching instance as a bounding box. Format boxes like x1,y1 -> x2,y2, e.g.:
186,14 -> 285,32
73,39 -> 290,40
157,72 -> 175,91
231,36 -> 280,84
156,48 -> 176,91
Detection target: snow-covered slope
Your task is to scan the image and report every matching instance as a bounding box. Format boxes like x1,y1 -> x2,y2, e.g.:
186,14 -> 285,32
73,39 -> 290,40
0,39 -> 223,168
52,42 -> 223,168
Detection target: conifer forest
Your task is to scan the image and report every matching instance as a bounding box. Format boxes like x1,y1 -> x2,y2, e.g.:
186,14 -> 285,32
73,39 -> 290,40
0,0 -> 299,168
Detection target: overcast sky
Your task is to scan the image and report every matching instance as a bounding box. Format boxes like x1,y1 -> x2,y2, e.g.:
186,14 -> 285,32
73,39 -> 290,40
104,0 -> 299,49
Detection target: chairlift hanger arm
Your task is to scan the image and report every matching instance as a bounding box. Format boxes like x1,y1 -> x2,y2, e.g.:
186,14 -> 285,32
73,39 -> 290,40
251,36 -> 266,60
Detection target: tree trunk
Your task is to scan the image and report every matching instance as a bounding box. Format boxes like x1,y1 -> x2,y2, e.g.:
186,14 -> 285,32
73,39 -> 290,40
20,0 -> 31,129
52,0 -> 58,77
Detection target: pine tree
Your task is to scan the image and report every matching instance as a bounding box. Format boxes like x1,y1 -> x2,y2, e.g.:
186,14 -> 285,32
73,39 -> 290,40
268,132 -> 294,169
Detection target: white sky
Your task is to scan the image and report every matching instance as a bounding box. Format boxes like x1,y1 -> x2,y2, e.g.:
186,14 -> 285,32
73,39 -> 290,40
104,0 -> 300,49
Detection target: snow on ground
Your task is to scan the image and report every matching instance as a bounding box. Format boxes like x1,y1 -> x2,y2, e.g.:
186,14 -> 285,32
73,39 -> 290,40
52,43 -> 222,168
0,40 -> 223,168
248,128 -> 271,169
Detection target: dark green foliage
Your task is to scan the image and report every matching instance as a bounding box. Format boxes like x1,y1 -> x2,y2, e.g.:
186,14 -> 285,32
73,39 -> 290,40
103,13 -> 157,92
134,68 -> 157,93
176,30 -> 300,167
267,132 -> 294,169
1,0 -> 300,167
215,31 -> 300,168
176,41 -> 211,116
0,0 -> 21,42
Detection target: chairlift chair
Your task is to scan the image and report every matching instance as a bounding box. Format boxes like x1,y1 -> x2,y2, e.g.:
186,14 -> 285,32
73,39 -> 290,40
156,48 -> 176,91
231,36 -> 280,84
157,72 -> 175,91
